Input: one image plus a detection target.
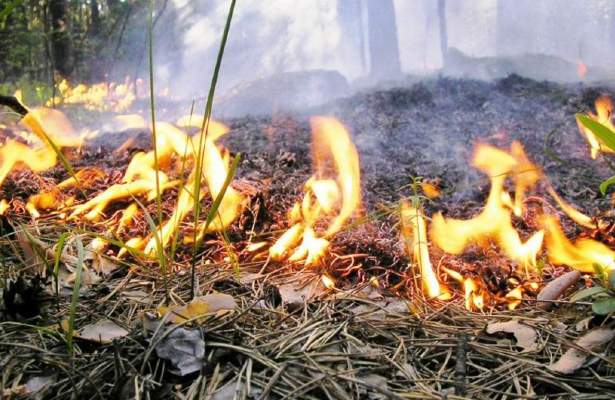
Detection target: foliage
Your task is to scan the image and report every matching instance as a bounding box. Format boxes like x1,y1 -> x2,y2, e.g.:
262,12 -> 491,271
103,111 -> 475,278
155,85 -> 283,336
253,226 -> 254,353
571,268 -> 615,315
576,113 -> 615,195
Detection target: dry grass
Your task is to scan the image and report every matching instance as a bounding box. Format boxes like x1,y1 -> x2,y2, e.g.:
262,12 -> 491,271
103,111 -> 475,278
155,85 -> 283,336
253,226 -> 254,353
1,216 -> 614,400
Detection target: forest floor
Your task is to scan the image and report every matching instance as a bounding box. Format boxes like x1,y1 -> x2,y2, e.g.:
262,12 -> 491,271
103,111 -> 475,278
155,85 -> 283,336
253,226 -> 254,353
1,75 -> 615,399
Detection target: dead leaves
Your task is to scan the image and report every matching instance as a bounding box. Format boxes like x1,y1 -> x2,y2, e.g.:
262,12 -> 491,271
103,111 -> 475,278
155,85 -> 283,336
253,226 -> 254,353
549,328 -> 615,374
76,319 -> 129,344
155,327 -> 206,376
157,293 -> 236,325
536,270 -> 581,310
486,319 -> 539,352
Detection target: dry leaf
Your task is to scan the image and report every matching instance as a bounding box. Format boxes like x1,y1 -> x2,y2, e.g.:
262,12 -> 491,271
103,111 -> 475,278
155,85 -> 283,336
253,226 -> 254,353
155,327 -> 205,376
486,319 -> 539,352
278,279 -> 327,308
549,328 -> 615,374
76,319 -> 129,344
158,293 -> 236,324
537,270 -> 581,310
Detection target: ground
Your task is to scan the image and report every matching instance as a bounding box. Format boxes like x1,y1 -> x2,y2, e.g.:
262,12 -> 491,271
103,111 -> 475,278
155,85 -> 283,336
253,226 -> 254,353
1,75 -> 614,399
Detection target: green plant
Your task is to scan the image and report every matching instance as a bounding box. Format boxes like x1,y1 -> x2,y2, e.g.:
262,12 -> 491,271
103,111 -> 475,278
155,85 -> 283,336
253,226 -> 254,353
576,113 -> 615,194
570,268 -> 615,315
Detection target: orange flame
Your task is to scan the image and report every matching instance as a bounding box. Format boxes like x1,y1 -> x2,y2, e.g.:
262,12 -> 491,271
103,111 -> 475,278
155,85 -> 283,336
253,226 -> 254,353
0,107 -> 81,189
577,96 -> 615,159
400,203 -> 450,300
430,142 -> 544,271
47,78 -> 137,112
541,215 -> 615,272
577,60 -> 588,80
270,117 -> 361,266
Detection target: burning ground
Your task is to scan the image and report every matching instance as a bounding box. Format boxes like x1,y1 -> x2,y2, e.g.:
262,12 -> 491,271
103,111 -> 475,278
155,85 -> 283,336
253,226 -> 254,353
1,75 -> 615,399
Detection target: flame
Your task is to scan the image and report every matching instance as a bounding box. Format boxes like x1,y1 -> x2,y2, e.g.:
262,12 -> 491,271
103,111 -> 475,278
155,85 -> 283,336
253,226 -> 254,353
270,117 -> 360,266
577,60 -> 588,80
400,203 -> 450,300
321,274 -> 336,289
0,107 -> 82,188
430,142 -> 544,270
541,215 -> 615,272
443,267 -> 483,310
47,78 -> 137,112
577,96 -> 615,159
505,286 -> 523,310
547,186 -> 596,229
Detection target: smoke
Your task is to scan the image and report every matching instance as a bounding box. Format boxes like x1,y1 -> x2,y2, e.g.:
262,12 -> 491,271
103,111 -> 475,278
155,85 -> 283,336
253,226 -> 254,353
146,0 -> 615,115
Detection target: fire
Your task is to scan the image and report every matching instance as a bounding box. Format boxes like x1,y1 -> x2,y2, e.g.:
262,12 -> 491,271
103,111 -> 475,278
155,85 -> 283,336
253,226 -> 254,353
577,95 -> 615,159
47,78 -> 138,112
430,142 -> 544,271
577,60 -> 588,80
400,203 -> 450,300
269,117 -> 361,266
0,106 -> 82,188
541,215 -> 615,272
68,118 -> 243,256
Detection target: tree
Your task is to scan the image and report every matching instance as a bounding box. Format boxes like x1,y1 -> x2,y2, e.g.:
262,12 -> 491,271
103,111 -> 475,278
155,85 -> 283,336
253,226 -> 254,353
365,0 -> 401,79
438,0 -> 448,68
337,0 -> 367,75
49,0 -> 72,77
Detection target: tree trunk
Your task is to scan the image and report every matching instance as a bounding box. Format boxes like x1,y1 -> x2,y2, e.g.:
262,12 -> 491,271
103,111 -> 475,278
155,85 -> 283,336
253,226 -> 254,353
438,0 -> 448,68
90,0 -> 101,37
365,0 -> 401,79
338,0 -> 366,76
49,0 -> 71,77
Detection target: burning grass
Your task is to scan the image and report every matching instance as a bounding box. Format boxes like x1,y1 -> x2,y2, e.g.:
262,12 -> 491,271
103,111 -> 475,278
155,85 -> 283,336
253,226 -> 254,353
1,76 -> 615,398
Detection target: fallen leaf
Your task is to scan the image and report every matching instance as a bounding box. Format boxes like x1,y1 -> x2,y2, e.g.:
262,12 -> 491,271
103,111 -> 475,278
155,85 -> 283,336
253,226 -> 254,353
158,293 -> 236,324
486,319 -> 539,352
549,328 -> 615,374
76,319 -> 129,344
537,270 -> 581,310
155,327 -> 205,376
278,279 -> 326,308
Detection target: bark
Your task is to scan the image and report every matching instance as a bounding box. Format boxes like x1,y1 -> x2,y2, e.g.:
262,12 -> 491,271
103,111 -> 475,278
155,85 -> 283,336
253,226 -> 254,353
438,0 -> 448,68
337,0 -> 366,75
90,0 -> 101,37
49,0 -> 72,77
365,0 -> 401,79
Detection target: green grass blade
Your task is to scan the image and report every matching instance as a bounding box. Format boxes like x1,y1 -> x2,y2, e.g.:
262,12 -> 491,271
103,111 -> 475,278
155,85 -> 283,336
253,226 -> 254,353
66,237 -> 84,360
191,0 -> 236,249
599,175 -> 615,196
576,113 -> 615,152
53,232 -> 70,300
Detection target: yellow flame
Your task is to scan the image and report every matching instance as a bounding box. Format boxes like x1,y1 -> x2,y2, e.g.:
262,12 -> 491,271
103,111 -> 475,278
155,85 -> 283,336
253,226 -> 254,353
430,142 -> 544,270
547,186 -> 596,229
270,117 -> 360,266
443,267 -> 483,310
577,96 -> 615,159
47,78 -> 137,112
505,286 -> 523,310
541,215 -> 615,272
321,274 -> 336,289
401,203 -> 450,300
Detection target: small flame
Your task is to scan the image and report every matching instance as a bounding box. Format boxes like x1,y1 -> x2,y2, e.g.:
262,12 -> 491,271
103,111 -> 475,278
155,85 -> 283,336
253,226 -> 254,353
270,117 -> 360,266
577,96 -> 615,159
47,78 -> 137,112
577,60 -> 588,80
321,274 -> 336,289
505,286 -> 523,310
400,203 -> 450,300
443,267 -> 483,311
430,142 -> 544,270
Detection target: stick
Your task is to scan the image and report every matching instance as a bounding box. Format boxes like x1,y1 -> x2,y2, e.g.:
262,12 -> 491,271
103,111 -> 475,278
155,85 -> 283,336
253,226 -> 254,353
0,95 -> 28,117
